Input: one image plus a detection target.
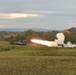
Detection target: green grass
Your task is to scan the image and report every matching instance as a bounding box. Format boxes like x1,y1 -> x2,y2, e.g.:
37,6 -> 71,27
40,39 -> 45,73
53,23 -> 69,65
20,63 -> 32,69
0,56 -> 76,75
0,42 -> 76,75
0,45 -> 76,56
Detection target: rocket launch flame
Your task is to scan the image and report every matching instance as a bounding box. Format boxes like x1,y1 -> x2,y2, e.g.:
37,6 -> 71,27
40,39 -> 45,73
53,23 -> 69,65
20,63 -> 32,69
31,33 -> 76,47
31,33 -> 64,47
31,39 -> 57,47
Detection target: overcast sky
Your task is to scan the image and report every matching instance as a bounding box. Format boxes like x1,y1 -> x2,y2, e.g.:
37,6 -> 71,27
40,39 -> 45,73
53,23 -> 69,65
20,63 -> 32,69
0,0 -> 76,30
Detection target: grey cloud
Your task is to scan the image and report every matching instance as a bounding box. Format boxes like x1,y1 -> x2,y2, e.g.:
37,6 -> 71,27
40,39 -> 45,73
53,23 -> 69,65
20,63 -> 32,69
0,0 -> 76,30
0,0 -> 76,13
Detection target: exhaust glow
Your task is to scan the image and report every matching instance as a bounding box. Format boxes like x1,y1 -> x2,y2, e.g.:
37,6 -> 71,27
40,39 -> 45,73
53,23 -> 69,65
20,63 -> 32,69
31,33 -> 64,47
31,39 -> 57,47
31,33 -> 76,47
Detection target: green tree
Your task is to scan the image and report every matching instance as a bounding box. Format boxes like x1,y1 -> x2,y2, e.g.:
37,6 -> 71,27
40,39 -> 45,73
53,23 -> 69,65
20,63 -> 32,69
9,33 -> 16,44
25,29 -> 38,42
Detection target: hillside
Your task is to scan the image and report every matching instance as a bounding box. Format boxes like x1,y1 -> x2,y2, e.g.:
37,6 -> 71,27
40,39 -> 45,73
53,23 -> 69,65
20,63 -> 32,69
68,27 -> 76,33
0,28 -> 58,32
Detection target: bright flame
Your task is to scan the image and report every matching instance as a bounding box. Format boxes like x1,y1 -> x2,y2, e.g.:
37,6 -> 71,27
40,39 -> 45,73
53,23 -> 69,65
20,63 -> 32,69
31,33 -> 65,47
31,33 -> 76,47
31,39 -> 58,47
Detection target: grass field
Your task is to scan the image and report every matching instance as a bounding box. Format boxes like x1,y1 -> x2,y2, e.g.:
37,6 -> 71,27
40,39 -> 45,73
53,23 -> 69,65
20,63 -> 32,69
0,42 -> 76,75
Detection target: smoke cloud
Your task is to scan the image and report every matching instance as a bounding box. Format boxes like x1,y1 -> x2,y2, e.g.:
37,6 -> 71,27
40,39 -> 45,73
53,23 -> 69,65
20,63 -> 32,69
64,42 -> 76,47
31,33 -> 76,47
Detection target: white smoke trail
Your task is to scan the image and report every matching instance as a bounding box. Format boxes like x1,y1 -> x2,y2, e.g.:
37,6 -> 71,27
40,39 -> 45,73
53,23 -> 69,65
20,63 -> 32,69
55,33 -> 65,44
48,33 -> 65,47
31,33 -> 76,47
64,42 -> 76,47
31,39 -> 58,47
31,33 -> 65,47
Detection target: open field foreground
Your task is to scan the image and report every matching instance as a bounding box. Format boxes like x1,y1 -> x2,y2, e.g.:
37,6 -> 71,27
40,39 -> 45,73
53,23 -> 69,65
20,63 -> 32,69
0,42 -> 76,75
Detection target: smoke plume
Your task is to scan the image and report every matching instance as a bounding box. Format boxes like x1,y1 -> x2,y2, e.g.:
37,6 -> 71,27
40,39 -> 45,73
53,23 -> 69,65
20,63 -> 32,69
31,33 -> 76,47
64,42 -> 76,47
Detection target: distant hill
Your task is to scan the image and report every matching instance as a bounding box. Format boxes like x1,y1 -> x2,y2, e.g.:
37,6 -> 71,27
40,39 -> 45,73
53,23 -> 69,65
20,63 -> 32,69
0,28 -> 56,32
1,27 -> 76,32
68,27 -> 76,33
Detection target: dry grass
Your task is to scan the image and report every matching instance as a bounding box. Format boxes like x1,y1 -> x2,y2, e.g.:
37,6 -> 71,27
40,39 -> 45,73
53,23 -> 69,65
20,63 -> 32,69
0,43 -> 76,75
0,56 -> 76,75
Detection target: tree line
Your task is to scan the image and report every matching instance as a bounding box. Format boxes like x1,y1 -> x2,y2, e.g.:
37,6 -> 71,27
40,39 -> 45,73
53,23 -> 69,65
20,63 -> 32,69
0,29 -> 76,44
